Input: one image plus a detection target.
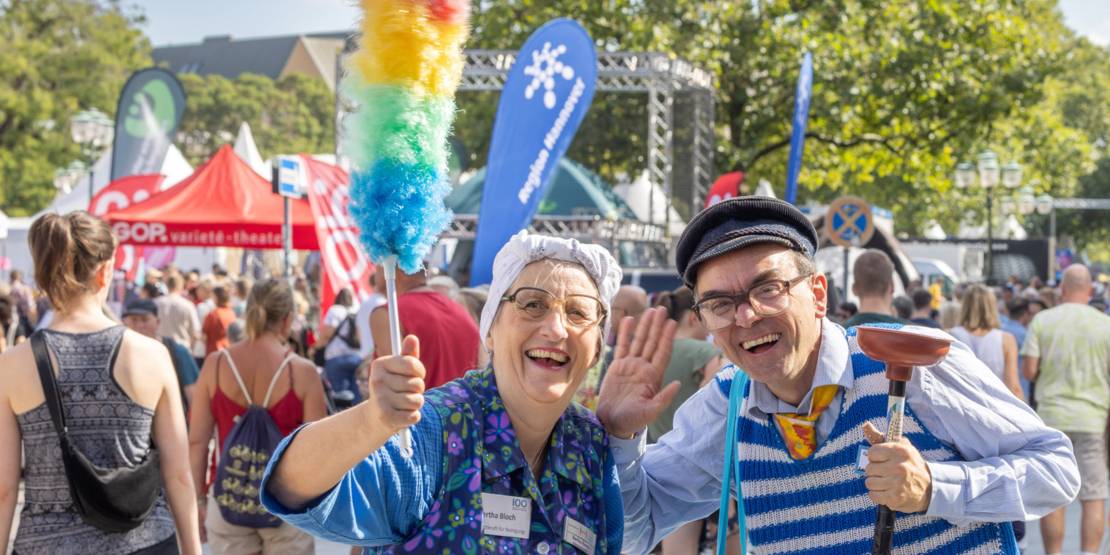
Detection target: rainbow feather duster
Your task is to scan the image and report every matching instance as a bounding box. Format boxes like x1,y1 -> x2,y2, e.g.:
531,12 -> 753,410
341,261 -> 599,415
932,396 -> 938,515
345,0 -> 469,457
345,0 -> 469,274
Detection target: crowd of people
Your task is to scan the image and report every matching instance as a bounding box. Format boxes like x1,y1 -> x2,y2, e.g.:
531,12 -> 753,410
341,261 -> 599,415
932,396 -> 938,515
0,212 -> 492,555
825,247 -> 1110,554
0,200 -> 1103,555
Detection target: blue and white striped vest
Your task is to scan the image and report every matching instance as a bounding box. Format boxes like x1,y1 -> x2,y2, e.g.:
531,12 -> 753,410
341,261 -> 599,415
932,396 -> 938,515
720,327 -> 1018,554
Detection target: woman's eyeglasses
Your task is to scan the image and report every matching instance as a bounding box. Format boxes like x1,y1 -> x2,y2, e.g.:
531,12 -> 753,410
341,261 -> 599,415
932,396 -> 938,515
501,287 -> 606,329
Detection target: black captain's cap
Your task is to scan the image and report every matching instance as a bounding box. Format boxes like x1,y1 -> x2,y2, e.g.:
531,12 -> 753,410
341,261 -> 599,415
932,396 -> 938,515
676,197 -> 818,288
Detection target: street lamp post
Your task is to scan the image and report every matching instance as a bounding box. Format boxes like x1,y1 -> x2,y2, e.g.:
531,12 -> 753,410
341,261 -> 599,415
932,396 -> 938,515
954,151 -> 1021,284
69,109 -> 114,205
1035,193 -> 1055,283
53,160 -> 88,196
53,167 -> 75,196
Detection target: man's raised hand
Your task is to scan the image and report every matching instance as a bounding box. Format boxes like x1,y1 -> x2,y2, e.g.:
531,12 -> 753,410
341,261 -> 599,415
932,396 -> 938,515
596,307 -> 680,439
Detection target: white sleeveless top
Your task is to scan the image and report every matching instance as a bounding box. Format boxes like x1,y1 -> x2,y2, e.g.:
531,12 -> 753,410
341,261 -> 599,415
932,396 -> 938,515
951,327 -> 1005,381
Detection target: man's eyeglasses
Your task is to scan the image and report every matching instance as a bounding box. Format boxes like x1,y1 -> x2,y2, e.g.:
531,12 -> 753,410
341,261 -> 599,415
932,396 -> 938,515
692,274 -> 812,331
501,287 -> 606,329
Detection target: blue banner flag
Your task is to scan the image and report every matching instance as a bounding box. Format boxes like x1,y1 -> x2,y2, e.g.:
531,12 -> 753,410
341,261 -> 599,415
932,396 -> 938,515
469,19 -> 597,285
784,52 -> 813,205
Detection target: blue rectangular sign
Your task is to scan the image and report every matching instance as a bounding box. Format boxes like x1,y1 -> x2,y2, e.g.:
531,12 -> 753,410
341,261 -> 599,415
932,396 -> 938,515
278,157 -> 300,198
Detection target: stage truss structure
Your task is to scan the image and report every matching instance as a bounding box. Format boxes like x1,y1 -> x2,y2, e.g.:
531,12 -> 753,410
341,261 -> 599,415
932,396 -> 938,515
446,214 -> 668,268
459,50 -> 716,227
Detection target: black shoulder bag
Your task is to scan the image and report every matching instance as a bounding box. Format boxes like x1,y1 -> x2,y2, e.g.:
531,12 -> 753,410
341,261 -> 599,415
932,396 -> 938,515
30,331 -> 162,533
338,313 -> 361,350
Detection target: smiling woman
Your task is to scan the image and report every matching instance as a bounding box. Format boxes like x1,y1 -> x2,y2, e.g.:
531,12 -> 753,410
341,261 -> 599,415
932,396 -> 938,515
486,260 -> 607,410
259,231 -> 650,554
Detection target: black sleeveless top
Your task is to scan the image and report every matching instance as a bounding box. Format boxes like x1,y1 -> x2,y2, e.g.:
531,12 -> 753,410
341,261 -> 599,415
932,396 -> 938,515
14,327 -> 175,555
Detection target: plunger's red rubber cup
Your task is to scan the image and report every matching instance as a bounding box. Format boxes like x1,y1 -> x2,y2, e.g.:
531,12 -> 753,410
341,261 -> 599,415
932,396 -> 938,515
856,326 -> 952,381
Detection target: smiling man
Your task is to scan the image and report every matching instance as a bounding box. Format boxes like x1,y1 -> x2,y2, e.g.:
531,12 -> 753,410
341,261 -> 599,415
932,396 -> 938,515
596,197 -> 1079,554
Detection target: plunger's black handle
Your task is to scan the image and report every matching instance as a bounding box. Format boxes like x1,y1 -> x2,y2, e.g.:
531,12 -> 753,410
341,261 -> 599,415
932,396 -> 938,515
872,379 -> 908,555
872,506 -> 895,554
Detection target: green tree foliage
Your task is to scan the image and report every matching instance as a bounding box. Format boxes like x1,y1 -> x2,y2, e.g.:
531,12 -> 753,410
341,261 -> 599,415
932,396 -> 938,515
1055,156 -> 1110,259
1044,39 -> 1110,257
0,0 -> 150,216
175,72 -> 335,166
728,0 -> 1071,236
459,0 -> 1104,238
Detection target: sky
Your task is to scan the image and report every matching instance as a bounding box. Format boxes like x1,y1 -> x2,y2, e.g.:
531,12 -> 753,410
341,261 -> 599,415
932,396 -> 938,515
1059,0 -> 1110,46
139,0 -> 1110,47
138,0 -> 360,45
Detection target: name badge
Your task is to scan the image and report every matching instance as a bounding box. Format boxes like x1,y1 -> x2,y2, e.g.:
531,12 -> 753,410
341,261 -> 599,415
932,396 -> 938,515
856,446 -> 870,474
564,517 -> 597,555
481,493 -> 531,539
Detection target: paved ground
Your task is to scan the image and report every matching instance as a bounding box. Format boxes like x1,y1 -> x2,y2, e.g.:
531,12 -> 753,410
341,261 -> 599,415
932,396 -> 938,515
10,482 -> 1110,554
311,539 -> 356,554
1024,499 -> 1110,555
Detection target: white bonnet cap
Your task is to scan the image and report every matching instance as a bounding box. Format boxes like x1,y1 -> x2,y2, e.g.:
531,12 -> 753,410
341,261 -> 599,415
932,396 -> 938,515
479,231 -> 623,342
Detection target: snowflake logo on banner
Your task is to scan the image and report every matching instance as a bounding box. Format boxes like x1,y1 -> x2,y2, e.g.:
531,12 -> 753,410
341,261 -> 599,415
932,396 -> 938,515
523,42 -> 576,109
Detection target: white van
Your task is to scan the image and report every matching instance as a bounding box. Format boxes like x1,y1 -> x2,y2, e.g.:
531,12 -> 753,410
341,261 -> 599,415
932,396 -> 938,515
912,258 -> 960,299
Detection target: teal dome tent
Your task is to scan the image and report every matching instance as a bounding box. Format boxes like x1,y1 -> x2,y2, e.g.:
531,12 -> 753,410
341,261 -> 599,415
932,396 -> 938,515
446,158 -> 637,219
442,158 -> 666,283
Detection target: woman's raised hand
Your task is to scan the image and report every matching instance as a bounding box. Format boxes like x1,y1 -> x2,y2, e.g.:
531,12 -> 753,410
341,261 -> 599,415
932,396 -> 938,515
365,335 -> 425,435
596,307 -> 680,439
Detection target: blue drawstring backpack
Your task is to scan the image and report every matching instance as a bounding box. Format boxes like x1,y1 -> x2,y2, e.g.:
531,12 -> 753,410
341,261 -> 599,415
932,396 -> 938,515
212,350 -> 295,528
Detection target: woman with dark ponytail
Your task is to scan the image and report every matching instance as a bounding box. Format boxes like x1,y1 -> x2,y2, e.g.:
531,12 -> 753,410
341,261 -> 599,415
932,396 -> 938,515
0,211 -> 201,554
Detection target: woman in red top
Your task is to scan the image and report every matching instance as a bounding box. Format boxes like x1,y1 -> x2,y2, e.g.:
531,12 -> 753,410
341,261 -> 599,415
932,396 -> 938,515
201,285 -> 237,355
188,278 -> 327,554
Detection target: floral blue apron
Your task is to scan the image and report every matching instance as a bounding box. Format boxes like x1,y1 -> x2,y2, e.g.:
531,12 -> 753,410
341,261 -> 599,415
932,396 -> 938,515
380,369 -> 612,555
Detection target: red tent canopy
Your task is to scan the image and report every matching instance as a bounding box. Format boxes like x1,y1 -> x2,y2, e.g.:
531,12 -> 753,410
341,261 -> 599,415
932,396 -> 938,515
105,145 -> 318,250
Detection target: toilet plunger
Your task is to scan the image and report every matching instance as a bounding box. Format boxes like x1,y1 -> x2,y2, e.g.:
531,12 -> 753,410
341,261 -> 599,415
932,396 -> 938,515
855,326 -> 952,555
